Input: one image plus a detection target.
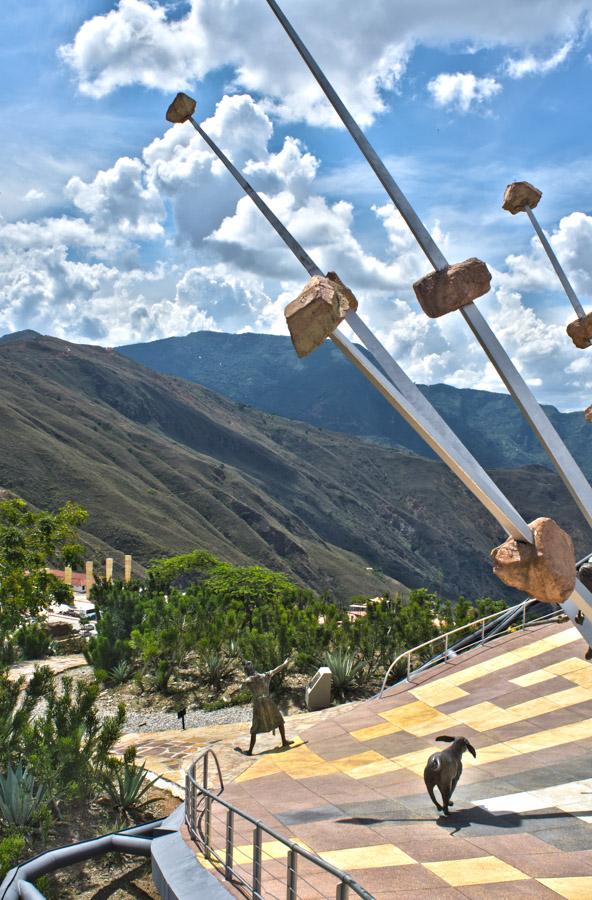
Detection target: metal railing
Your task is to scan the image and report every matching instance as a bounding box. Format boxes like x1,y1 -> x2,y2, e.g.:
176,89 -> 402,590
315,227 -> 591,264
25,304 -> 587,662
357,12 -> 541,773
185,750 -> 373,900
378,598 -> 564,698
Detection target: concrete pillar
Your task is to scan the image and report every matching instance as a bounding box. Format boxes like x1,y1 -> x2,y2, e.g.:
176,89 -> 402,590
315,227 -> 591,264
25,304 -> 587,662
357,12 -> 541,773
63,566 -> 72,586
85,560 -> 94,594
105,557 -> 113,582
124,554 -> 132,583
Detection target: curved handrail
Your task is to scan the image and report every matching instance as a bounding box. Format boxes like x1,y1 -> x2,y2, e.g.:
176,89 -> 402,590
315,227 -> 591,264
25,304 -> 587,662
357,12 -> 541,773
378,598 -> 560,698
185,750 -> 373,900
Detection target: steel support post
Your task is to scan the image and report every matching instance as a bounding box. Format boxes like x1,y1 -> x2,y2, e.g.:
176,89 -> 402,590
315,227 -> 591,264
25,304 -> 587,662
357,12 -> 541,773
524,205 -> 588,321
253,825 -> 263,898
263,0 -> 592,533
336,882 -> 350,900
225,808 -> 234,881
204,795 -> 212,860
287,849 -> 298,900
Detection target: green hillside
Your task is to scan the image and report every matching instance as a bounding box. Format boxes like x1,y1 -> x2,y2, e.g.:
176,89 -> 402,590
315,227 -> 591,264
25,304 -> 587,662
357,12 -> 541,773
117,330 -> 590,475
0,332 -> 588,601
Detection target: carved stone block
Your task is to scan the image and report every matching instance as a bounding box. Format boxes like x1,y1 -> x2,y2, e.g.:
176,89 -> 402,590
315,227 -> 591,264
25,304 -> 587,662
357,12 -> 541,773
413,258 -> 491,319
567,311 -> 592,349
491,517 -> 576,603
284,272 -> 358,358
502,181 -> 542,215
166,92 -> 196,124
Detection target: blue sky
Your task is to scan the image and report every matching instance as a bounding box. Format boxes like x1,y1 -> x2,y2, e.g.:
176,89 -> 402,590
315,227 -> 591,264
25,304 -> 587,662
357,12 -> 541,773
1,0 -> 591,410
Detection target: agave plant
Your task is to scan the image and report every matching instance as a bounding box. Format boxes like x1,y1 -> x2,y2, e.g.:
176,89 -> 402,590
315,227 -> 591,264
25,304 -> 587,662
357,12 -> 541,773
197,647 -> 234,691
108,660 -> 132,684
323,648 -> 364,700
101,748 -> 159,820
0,765 -> 46,827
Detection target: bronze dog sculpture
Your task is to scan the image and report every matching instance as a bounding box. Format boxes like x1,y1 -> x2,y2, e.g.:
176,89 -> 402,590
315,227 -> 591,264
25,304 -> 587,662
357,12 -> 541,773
424,735 -> 476,815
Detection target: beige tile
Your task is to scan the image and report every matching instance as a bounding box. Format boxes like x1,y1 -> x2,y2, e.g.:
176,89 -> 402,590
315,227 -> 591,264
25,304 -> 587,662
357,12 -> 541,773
545,657 -> 590,677
424,856 -> 530,886
510,670 -> 556,687
410,682 -> 469,706
450,701 -> 519,732
538,877 -> 592,899
380,701 -> 459,736
351,721 -> 400,741
320,843 -> 415,870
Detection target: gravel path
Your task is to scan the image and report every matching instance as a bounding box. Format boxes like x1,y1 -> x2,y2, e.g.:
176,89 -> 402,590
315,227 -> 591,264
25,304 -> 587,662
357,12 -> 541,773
119,703 -> 252,734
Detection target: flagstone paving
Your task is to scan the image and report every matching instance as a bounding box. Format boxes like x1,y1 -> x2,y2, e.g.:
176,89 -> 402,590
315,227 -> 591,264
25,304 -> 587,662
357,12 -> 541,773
165,621 -> 592,897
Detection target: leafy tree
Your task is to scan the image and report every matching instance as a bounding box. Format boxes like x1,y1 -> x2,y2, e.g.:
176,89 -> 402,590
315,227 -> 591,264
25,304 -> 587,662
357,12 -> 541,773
0,497 -> 86,644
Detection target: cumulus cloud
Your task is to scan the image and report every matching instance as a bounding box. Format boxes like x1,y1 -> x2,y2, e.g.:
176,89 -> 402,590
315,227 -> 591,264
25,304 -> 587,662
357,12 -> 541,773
506,40 -> 574,78
59,0 -> 592,127
427,72 -> 502,112
23,189 -> 45,202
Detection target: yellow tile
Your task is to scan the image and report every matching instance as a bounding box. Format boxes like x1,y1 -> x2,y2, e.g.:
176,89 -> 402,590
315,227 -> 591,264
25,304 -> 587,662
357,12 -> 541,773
424,856 -> 530,886
333,750 -> 387,774
546,686 -> 592,709
391,748 -> 432,775
473,743 -> 521,765
545,656 -> 589,676
348,758 -> 401,779
564,668 -> 592,689
275,745 -> 337,779
380,701 -> 459,736
351,721 -> 400,742
410,682 -> 468,706
234,840 -> 313,863
506,718 -> 592,755
235,758 -> 281,783
320,844 -> 415,870
538,877 -> 592,899
510,670 -> 556,687
506,697 -> 558,720
450,701 -> 519,732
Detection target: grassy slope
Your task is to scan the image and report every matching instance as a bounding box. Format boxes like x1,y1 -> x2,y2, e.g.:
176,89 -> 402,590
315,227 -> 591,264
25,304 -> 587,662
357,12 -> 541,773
0,334 -> 588,601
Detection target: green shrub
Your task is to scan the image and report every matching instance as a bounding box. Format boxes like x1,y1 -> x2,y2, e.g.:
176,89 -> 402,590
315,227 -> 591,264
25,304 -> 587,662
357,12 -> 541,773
0,833 -> 26,880
197,647 -> 234,691
16,623 -> 53,660
108,660 -> 132,684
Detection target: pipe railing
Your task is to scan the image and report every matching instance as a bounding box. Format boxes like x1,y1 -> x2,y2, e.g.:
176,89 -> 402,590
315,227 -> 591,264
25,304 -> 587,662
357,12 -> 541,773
185,750 -> 373,899
378,598 -> 563,698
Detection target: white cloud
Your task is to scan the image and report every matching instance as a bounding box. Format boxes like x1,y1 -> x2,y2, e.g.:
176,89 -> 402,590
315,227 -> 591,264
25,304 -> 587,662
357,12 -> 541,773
59,0 -> 592,127
23,189 -> 45,202
506,40 -> 574,78
427,72 -> 502,112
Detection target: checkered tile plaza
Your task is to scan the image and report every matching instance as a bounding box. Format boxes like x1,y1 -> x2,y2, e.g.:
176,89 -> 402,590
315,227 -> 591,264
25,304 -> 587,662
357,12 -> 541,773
149,620 -> 592,898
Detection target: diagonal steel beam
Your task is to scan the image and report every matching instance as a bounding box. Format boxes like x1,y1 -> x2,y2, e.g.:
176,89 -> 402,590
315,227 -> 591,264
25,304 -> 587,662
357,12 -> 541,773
183,109 -> 530,542
524,205 -> 587,321
171,99 -> 592,644
263,0 -> 592,533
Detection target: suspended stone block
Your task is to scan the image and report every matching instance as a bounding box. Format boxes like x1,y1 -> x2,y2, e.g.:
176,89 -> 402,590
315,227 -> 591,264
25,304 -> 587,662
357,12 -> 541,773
502,181 -> 542,215
567,311 -> 592,349
166,92 -> 196,124
585,404 -> 592,423
491,517 -> 576,603
284,272 -> 358,358
413,258 -> 491,319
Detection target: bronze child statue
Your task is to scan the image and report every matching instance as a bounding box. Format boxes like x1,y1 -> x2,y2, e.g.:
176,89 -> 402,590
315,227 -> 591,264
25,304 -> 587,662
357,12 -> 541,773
241,658 -> 292,755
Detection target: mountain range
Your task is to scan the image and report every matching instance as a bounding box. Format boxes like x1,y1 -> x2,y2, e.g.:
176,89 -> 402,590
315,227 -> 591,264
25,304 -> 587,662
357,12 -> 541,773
118,331 -> 591,477
0,330 -> 590,602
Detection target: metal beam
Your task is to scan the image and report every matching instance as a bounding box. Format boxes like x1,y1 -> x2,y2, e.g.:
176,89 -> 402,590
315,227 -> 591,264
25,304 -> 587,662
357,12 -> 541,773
185,110 -> 531,542
263,0 -> 592,534
525,205 -> 587,321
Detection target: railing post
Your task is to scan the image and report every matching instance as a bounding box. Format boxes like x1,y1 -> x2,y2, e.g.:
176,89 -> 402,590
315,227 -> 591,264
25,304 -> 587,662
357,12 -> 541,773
523,602 -> 527,630
406,652 -> 411,679
203,752 -> 209,792
204,795 -> 212,860
225,808 -> 234,880
444,633 -> 449,657
481,620 -> 485,644
287,848 -> 298,900
336,881 -> 349,900
253,824 -> 262,898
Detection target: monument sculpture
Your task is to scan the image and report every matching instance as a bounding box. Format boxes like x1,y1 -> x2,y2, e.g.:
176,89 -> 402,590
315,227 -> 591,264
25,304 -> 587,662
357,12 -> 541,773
240,659 -> 292,756
424,735 -> 477,816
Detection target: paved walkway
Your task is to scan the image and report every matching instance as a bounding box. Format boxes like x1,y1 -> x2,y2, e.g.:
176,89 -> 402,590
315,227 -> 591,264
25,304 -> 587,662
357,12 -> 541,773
179,622 -> 592,898
8,653 -> 86,682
